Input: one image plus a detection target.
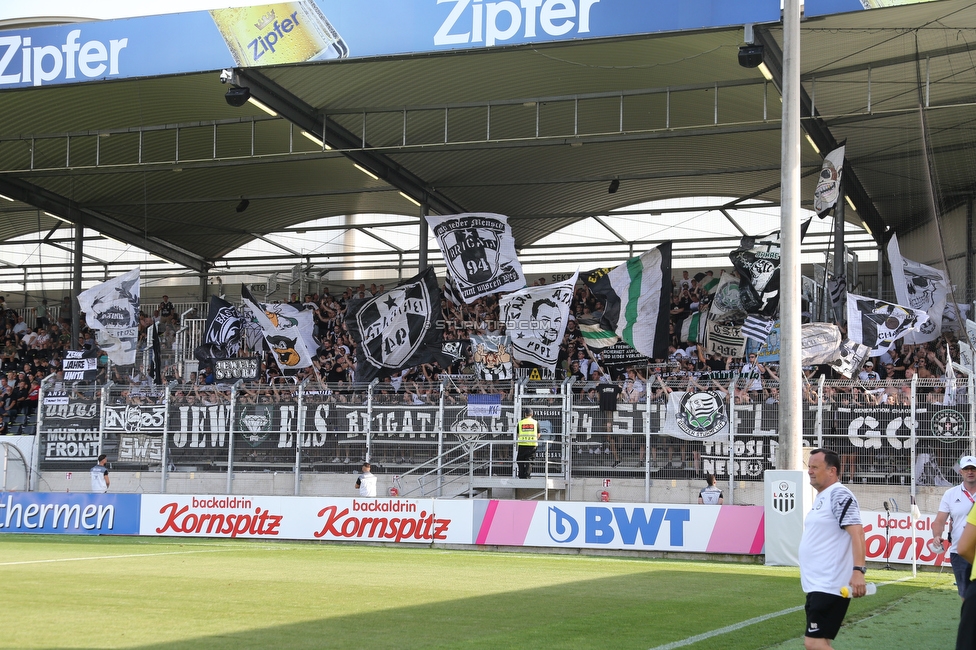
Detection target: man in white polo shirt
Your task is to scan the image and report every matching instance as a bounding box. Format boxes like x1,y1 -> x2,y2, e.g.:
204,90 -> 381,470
798,448 -> 867,649
932,455 -> 976,598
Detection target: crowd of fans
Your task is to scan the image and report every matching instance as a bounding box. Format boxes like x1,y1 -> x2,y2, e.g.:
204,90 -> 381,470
0,268 -> 967,404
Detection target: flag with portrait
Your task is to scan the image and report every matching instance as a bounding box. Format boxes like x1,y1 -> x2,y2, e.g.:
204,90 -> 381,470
344,266 -> 446,382
76,267 -> 140,366
426,213 -> 525,303
470,334 -> 514,381
499,272 -> 577,369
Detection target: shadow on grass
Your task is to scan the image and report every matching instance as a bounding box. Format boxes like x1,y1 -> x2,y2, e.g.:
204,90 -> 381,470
111,570 -> 805,650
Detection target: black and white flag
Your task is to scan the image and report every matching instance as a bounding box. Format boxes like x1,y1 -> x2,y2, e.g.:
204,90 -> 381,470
828,338 -> 871,378
887,233 -> 949,344
846,292 -> 929,356
194,295 -> 242,362
663,391 -> 730,441
427,213 -> 525,303
61,350 -> 98,381
814,144 -> 845,217
442,273 -> 463,306
76,267 -> 140,366
148,323 -> 162,384
741,315 -> 776,343
499,272 -> 576,370
729,220 -> 810,318
827,273 -> 847,324
470,334 -> 514,381
241,286 -> 314,372
344,266 -> 446,382
800,323 -> 843,365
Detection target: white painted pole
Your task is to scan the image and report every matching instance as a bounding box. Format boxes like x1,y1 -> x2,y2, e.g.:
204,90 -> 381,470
779,0 -> 803,471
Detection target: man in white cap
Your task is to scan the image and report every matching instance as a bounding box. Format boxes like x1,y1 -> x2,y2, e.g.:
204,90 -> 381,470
932,455 -> 976,598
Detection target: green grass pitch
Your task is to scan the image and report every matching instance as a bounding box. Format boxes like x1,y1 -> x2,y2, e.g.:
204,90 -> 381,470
0,535 -> 960,649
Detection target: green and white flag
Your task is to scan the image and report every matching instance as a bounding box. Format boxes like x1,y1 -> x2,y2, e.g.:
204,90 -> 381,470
583,243 -> 672,360
578,316 -> 619,351
680,310 -> 703,344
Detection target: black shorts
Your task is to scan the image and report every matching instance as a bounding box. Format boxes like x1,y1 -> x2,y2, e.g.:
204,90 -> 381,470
805,591 -> 851,640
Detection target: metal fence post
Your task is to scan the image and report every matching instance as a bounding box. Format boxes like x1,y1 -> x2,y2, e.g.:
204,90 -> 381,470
644,390 -> 652,503
366,379 -> 379,463
295,377 -> 309,496
437,377 -> 447,497
815,374 -> 826,448
728,374 -> 738,505
98,381 -> 113,457
226,379 -> 243,494
161,383 -> 172,493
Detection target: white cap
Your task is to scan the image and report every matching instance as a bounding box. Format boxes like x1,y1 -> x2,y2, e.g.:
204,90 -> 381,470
960,455 -> 976,469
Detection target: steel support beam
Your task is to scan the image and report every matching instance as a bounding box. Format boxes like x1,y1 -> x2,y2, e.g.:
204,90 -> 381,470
0,177 -> 209,273
234,68 -> 466,217
755,27 -> 886,244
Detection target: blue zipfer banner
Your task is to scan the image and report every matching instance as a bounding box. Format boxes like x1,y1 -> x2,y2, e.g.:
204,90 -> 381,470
0,0 -> 780,89
0,492 -> 141,535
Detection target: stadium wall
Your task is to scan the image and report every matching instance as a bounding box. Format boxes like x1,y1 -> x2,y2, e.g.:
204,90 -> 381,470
0,490 -> 949,566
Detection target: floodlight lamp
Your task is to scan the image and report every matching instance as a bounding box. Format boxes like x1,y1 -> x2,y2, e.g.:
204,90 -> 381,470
236,199 -> 250,213
225,86 -> 251,107
608,179 -> 620,194
738,44 -> 764,69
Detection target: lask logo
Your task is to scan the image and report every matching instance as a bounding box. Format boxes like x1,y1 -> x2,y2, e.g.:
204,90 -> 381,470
548,506 -> 579,543
771,480 -> 796,515
0,30 -> 128,87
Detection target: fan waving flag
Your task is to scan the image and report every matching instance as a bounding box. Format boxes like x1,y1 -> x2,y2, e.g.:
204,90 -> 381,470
730,220 -> 810,318
814,144 -> 845,217
194,295 -> 243,361
583,243 -> 672,360
887,233 -> 949,344
578,315 -> 619,351
76,267 -> 140,366
241,285 -> 314,371
344,266 -> 446,382
426,213 -> 525,303
846,292 -> 929,356
499,272 -> 577,370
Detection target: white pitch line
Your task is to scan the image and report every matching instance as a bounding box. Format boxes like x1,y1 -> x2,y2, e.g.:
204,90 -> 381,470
0,547 -> 236,567
647,605 -> 805,650
647,576 -> 915,650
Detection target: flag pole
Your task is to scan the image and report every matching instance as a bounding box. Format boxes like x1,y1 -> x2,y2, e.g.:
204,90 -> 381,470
779,0 -> 803,472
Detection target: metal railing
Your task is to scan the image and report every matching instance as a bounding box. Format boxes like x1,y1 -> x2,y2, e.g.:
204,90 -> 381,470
32,373 -> 975,501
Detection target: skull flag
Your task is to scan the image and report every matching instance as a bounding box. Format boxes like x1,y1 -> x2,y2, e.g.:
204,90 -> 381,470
887,233 -> 949,344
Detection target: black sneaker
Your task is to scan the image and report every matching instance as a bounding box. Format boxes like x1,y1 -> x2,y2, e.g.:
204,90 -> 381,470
612,460 -> 621,467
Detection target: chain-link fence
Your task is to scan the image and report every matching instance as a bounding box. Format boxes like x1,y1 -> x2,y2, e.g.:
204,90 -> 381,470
35,373 -> 975,499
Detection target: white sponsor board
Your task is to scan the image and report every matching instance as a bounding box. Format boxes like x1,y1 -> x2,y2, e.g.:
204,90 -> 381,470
139,495 -> 473,544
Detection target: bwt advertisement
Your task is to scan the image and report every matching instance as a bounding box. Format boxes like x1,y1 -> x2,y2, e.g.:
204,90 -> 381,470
0,492 -> 953,567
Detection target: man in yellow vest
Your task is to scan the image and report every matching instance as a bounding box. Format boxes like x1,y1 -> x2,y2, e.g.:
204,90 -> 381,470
516,408 -> 539,479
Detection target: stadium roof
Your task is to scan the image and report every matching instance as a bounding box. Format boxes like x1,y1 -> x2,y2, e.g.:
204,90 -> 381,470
0,0 -> 974,277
